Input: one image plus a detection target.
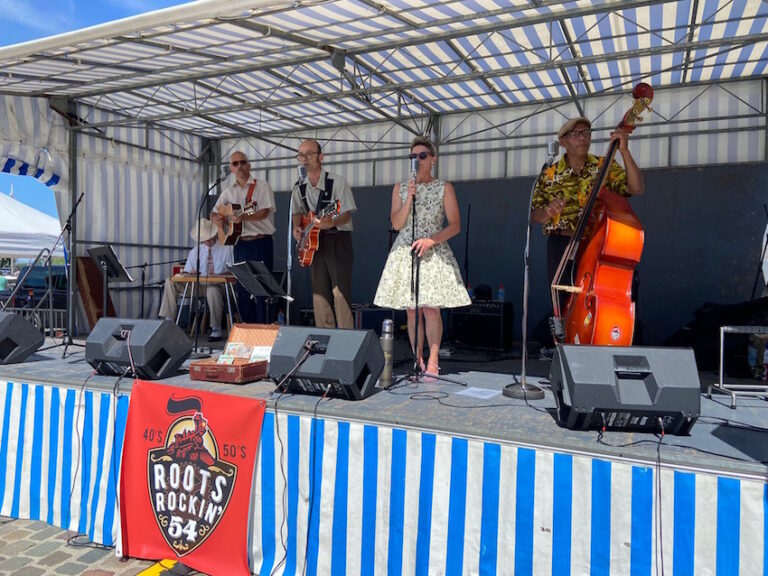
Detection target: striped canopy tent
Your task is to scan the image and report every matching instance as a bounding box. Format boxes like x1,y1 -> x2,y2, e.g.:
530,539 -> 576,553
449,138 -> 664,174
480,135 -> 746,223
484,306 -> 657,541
0,0 -> 766,320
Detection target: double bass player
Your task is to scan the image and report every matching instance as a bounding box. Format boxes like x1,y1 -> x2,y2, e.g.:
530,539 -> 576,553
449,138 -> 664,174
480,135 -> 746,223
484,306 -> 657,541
532,116 -> 645,285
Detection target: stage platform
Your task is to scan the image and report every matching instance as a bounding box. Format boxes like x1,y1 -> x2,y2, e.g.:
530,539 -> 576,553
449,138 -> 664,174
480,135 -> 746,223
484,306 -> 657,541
0,336 -> 766,575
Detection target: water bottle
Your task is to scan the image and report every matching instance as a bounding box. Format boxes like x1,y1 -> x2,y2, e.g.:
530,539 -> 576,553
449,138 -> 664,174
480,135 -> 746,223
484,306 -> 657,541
277,309 -> 286,325
379,319 -> 394,388
467,283 -> 474,300
497,283 -> 505,302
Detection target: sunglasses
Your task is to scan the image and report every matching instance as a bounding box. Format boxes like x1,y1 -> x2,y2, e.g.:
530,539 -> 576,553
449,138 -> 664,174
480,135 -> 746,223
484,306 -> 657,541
230,160 -> 248,166
408,151 -> 433,160
568,129 -> 592,138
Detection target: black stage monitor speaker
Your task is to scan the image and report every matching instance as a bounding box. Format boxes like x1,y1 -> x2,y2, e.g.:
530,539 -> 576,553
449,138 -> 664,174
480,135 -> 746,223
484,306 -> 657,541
269,326 -> 384,400
85,318 -> 192,380
549,345 -> 701,435
0,312 -> 44,364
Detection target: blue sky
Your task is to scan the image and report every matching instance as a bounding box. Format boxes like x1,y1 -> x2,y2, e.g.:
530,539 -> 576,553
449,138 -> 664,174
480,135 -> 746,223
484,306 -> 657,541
0,0 -> 189,219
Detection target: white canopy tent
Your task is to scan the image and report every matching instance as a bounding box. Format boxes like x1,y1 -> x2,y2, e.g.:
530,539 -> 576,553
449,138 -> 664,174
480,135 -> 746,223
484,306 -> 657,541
0,192 -> 65,259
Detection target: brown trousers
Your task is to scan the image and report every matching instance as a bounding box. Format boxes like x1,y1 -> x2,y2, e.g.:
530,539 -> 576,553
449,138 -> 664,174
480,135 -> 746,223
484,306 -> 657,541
311,231 -> 354,329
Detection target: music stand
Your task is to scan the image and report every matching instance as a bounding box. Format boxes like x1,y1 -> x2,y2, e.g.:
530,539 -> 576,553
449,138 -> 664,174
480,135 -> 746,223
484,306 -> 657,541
228,261 -> 292,318
87,245 -> 133,319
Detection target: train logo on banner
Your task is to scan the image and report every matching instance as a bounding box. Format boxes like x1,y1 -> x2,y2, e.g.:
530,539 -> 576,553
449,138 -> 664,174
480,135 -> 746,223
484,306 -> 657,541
147,408 -> 237,557
120,381 -> 264,576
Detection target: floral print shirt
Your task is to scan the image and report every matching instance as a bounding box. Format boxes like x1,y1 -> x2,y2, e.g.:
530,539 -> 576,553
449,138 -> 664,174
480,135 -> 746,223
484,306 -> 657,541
531,153 -> 629,233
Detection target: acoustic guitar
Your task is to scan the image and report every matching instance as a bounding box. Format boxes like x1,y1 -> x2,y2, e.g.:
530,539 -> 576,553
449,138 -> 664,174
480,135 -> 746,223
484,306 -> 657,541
217,202 -> 258,245
297,200 -> 341,267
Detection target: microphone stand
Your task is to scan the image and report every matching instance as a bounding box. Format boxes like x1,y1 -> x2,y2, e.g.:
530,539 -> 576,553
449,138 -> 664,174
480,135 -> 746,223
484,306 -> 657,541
463,203 -> 471,288
400,163 -> 466,387
125,257 -> 186,318
52,192 -> 85,358
410,184 -> 422,378
286,166 -> 307,325
192,173 -> 226,356
750,204 -> 768,300
503,142 -> 559,400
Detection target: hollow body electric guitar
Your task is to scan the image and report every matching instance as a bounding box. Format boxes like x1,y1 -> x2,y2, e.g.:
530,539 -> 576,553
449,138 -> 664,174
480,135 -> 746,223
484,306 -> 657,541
297,200 -> 341,267
217,202 -> 258,245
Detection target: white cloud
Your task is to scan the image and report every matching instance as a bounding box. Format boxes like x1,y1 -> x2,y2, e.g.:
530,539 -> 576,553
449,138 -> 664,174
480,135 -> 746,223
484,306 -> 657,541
0,0 -> 74,34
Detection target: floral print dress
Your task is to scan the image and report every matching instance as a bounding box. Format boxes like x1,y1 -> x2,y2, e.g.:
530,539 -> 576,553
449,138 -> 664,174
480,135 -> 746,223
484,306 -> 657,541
374,179 -> 471,310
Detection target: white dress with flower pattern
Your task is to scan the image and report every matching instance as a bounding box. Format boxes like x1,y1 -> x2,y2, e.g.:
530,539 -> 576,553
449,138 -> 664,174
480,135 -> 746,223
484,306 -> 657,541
374,179 -> 471,309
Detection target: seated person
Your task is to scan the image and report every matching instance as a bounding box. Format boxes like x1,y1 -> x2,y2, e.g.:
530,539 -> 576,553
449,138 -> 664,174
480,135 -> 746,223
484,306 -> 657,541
159,218 -> 234,341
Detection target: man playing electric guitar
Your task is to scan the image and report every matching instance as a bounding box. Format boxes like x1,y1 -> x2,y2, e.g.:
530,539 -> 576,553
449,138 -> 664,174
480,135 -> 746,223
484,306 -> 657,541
297,200 -> 340,266
291,139 -> 357,329
211,151 -> 276,322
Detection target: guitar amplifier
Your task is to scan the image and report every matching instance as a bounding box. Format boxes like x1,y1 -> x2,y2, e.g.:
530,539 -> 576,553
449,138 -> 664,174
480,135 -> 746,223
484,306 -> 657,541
449,301 -> 513,350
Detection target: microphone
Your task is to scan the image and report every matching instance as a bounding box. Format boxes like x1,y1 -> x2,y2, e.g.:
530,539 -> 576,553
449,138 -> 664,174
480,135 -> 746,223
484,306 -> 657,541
545,141 -> 559,167
410,156 -> 419,182
294,164 -> 307,187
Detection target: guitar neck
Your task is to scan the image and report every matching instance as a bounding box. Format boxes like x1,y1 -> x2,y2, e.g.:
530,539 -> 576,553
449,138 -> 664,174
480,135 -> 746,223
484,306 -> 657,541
300,204 -> 339,242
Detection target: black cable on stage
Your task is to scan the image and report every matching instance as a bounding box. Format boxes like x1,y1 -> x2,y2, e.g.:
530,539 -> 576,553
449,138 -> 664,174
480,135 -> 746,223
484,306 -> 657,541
655,418 -> 666,576
301,387 -> 330,576
269,390 -> 289,576
64,369 -> 96,541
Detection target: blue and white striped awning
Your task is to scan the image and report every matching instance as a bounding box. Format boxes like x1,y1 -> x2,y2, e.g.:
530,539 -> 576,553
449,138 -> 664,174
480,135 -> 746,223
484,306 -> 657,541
0,0 -> 766,139
2,156 -> 61,187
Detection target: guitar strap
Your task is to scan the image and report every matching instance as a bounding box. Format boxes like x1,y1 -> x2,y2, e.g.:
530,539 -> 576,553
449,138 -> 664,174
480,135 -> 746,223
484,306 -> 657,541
299,172 -> 335,213
245,180 -> 256,206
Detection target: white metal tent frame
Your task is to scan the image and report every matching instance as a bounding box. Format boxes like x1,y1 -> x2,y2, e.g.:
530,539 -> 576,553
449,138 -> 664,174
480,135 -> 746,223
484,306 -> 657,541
0,0 -> 766,158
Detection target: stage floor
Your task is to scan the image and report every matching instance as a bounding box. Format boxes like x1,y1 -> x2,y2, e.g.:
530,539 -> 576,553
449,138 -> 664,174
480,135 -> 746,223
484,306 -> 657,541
2,335 -> 766,480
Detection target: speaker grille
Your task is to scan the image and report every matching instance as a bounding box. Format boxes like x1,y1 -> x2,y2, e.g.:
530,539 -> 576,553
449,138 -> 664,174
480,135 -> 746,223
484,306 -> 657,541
85,318 -> 192,380
0,312 -> 44,364
0,337 -> 18,363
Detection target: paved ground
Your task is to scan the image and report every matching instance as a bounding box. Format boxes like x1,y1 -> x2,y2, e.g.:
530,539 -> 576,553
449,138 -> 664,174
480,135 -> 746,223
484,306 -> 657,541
0,516 -> 194,576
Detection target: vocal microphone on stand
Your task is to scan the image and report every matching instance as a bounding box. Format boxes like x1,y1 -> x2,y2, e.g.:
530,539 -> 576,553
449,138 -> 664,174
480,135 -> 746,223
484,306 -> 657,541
544,140 -> 559,168
296,164 -> 307,186
410,156 -> 419,184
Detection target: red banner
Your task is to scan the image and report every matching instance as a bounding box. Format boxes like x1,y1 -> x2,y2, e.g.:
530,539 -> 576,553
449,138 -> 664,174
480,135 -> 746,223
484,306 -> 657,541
119,380 -> 265,576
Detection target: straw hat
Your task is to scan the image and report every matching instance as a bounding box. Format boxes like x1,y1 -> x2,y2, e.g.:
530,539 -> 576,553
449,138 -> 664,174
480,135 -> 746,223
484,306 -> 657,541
190,218 -> 217,242
558,117 -> 592,138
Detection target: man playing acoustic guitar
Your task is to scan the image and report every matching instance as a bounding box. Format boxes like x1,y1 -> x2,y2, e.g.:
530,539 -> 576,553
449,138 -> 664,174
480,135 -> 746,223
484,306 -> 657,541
211,151 -> 276,323
291,139 -> 357,329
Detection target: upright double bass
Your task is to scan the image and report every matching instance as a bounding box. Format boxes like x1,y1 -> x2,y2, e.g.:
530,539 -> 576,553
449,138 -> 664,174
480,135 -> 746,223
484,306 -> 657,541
550,83 -> 653,346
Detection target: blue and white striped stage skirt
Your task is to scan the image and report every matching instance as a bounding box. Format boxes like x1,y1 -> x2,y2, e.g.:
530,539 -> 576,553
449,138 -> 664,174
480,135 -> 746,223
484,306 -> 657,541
1,381 -> 765,575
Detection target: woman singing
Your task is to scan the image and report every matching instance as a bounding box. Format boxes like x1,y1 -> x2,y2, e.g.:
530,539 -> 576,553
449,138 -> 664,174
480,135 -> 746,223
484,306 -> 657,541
374,136 -> 470,380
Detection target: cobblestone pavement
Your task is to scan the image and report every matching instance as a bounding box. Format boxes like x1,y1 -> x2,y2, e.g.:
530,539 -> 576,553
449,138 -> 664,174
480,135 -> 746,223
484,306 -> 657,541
0,516 -> 197,576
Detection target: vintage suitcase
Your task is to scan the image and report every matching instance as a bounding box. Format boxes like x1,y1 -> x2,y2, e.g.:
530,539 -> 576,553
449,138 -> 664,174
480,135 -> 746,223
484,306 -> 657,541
189,323 -> 278,384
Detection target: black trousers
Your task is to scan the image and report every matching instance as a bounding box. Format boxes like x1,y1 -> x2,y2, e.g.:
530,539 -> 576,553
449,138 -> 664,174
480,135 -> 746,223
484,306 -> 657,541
234,235 -> 274,323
